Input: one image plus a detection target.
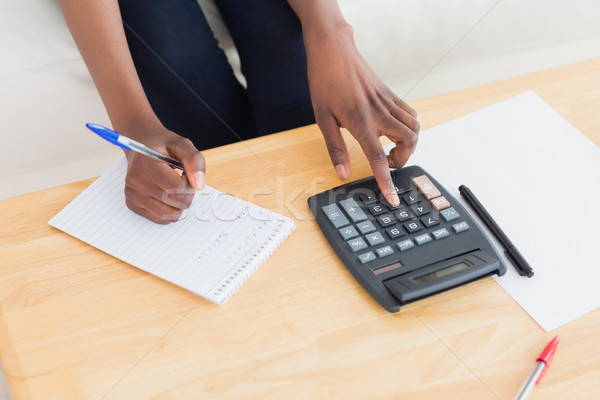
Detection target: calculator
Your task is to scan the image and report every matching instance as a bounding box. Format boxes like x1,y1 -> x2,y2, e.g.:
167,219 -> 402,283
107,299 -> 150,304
308,165 -> 506,312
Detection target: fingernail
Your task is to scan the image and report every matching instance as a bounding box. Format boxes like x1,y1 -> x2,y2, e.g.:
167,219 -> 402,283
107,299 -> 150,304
195,171 -> 205,190
388,191 -> 400,207
335,164 -> 348,180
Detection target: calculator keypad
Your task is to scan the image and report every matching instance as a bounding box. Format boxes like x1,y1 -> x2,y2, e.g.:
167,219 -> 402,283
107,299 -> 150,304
322,173 -> 471,274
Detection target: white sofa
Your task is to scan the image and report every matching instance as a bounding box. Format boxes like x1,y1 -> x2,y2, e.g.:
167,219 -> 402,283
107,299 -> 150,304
1,0 -> 600,202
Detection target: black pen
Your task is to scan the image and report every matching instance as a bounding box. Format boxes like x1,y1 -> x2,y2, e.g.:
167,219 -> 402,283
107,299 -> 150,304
459,185 -> 534,278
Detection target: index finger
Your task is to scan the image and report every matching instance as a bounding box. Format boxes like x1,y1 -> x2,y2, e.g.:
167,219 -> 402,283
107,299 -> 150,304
359,138 -> 400,206
166,136 -> 206,190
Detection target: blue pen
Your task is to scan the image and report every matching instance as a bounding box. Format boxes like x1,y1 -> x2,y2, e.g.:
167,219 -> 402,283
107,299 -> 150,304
86,123 -> 185,171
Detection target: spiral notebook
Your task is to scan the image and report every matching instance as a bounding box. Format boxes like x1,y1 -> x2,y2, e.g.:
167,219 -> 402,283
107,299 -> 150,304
49,157 -> 295,305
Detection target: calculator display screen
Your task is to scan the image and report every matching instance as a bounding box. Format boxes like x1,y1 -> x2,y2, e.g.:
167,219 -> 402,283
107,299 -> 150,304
414,262 -> 470,283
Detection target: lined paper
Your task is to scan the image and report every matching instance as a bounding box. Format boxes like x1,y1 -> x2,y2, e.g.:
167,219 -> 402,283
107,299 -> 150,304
49,158 -> 295,305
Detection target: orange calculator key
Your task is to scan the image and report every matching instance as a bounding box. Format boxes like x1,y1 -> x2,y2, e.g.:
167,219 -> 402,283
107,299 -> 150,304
431,196 -> 451,211
412,175 -> 441,200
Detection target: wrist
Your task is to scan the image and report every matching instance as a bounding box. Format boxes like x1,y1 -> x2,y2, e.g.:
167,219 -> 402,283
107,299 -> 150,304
110,112 -> 166,142
303,18 -> 354,45
121,120 -> 176,160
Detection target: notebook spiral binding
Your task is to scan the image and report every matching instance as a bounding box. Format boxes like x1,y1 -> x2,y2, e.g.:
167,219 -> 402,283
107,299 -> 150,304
212,219 -> 296,304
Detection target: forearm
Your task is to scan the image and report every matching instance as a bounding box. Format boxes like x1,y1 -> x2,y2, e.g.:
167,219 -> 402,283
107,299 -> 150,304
58,0 -> 161,137
287,0 -> 357,84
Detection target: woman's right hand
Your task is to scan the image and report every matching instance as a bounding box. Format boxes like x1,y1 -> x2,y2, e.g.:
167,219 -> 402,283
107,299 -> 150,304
121,124 -> 206,224
57,1 -> 204,224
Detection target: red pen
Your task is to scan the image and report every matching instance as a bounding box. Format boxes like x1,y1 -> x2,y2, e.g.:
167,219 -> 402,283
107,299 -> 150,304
514,335 -> 560,400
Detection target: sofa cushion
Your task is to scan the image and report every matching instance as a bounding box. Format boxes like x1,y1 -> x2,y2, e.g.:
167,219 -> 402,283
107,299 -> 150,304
0,0 -> 80,76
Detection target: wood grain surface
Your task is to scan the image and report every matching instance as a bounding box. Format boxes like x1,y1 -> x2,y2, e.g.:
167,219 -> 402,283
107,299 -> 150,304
1,59 -> 599,399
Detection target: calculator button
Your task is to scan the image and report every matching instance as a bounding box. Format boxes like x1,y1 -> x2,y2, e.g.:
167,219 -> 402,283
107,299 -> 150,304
358,251 -> 376,264
397,239 -> 415,252
347,237 -> 368,252
431,196 -> 451,211
339,198 -> 368,223
384,202 -> 402,211
414,233 -> 432,246
394,185 -> 410,195
376,245 -> 394,258
440,207 -> 460,222
412,175 -> 441,200
452,221 -> 470,233
321,204 -> 349,228
380,194 -> 403,210
403,221 -> 423,234
338,225 -> 359,240
386,227 -> 405,239
377,214 -> 396,227
431,228 -> 449,240
355,191 -> 377,204
401,192 -> 421,205
356,220 -> 377,234
366,232 -> 386,246
411,203 -> 431,216
394,208 -> 412,222
420,215 -> 440,228
367,204 -> 386,215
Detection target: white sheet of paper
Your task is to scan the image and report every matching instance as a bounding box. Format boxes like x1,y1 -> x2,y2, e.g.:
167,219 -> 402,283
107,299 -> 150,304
384,92 -> 600,331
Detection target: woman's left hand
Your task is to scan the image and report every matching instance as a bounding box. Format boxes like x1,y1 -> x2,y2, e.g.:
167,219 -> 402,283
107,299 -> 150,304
303,21 -> 420,206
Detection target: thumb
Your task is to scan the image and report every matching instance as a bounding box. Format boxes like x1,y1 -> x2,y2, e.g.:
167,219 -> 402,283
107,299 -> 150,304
387,143 -> 412,169
317,112 -> 351,180
166,136 -> 206,190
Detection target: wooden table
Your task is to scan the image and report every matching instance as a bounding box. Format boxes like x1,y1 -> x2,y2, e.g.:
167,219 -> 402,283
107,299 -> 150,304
1,59 -> 599,400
